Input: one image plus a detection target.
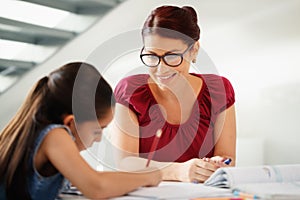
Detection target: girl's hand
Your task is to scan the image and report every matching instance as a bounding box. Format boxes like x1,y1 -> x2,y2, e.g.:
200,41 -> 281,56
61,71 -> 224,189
150,168 -> 162,186
136,166 -> 162,187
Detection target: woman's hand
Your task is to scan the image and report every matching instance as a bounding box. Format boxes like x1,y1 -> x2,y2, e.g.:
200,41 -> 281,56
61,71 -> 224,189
175,158 -> 220,183
207,156 -> 233,167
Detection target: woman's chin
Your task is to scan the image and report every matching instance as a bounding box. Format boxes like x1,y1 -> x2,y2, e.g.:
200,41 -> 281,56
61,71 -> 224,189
156,73 -> 177,86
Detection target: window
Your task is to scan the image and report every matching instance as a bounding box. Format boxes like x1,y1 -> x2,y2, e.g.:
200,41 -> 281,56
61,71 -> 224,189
0,0 -> 125,94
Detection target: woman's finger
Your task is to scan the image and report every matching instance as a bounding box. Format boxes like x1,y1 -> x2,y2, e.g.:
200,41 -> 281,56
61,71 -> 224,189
195,159 -> 219,171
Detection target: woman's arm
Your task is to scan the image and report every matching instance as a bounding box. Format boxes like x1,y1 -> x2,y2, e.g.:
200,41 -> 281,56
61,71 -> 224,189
212,105 -> 237,166
40,128 -> 161,199
110,103 -> 140,160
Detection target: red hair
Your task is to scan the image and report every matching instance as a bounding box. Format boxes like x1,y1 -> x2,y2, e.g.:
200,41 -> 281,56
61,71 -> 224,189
142,6 -> 200,45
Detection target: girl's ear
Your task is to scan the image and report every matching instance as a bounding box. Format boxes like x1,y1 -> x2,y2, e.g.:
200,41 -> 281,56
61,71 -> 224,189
63,114 -> 75,127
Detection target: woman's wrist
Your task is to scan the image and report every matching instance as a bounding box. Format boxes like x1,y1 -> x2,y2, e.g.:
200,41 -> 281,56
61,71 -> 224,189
160,162 -> 180,181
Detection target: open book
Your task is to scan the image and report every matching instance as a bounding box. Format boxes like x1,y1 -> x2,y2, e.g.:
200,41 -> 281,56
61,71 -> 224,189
126,181 -> 232,199
204,164 -> 300,199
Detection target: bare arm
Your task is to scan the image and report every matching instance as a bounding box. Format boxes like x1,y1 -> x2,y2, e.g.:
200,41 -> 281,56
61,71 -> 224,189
110,103 -> 140,160
111,103 -> 218,183
212,105 -> 237,166
40,128 -> 161,199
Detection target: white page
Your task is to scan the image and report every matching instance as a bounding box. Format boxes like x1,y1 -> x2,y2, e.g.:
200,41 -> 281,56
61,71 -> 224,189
111,196 -> 151,200
128,181 -> 232,199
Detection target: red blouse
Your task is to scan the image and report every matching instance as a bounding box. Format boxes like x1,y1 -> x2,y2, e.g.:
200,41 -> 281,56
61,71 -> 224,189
114,73 -> 235,162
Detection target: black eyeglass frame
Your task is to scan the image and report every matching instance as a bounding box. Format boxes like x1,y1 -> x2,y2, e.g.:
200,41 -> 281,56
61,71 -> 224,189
140,43 -> 194,68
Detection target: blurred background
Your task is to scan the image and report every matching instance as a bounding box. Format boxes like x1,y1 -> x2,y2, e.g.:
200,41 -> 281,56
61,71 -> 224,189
0,0 -> 299,169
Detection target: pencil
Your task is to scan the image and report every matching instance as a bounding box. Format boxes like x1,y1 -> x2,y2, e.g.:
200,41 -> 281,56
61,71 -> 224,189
146,129 -> 162,167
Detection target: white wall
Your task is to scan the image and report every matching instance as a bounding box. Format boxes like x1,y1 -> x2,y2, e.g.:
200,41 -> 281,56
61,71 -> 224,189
1,0 -> 300,167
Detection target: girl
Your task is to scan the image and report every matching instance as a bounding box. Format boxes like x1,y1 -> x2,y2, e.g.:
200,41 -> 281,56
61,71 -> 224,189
0,62 -> 161,200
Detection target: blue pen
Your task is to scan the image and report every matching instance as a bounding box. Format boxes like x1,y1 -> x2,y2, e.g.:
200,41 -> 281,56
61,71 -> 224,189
224,158 -> 232,165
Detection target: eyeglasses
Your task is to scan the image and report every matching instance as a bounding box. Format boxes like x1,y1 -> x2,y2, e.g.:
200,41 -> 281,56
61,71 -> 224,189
140,44 -> 194,68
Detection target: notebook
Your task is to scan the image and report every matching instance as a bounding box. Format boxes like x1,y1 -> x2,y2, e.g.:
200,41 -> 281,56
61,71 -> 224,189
204,164 -> 300,199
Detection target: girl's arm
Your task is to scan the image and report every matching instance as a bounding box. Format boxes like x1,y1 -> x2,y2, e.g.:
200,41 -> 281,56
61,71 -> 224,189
40,128 -> 161,199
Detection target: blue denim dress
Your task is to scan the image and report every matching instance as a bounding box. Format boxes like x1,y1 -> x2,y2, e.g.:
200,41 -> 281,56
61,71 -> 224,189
0,124 -> 73,200
27,124 -> 73,200
0,184 -> 5,200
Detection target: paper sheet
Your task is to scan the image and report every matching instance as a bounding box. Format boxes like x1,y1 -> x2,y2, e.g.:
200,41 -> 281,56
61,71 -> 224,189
128,181 -> 232,199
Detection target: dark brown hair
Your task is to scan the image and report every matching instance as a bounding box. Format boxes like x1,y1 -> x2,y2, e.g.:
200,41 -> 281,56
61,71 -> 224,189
0,62 -> 115,199
142,5 -> 200,45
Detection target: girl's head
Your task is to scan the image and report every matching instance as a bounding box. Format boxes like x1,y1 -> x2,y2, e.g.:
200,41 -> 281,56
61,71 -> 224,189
41,62 -> 114,124
140,6 -> 201,89
42,62 -> 115,149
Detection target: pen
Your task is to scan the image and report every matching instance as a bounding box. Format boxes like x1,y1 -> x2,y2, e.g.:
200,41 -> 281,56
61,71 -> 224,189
224,158 -> 232,165
146,129 -> 162,167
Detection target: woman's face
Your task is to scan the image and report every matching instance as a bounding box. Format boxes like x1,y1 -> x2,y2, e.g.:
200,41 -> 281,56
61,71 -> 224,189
73,108 -> 114,151
143,34 -> 195,89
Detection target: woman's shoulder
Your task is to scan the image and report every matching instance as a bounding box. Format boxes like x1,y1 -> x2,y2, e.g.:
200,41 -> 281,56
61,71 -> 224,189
114,74 -> 150,102
192,73 -> 230,83
192,73 -> 234,91
193,73 -> 235,113
115,74 -> 149,89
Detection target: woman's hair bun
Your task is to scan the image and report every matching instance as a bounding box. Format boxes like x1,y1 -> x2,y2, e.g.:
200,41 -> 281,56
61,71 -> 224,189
182,6 -> 198,24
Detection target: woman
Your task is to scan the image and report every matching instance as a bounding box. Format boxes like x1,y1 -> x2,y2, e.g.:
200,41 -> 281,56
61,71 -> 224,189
112,5 -> 236,183
0,62 -> 161,200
